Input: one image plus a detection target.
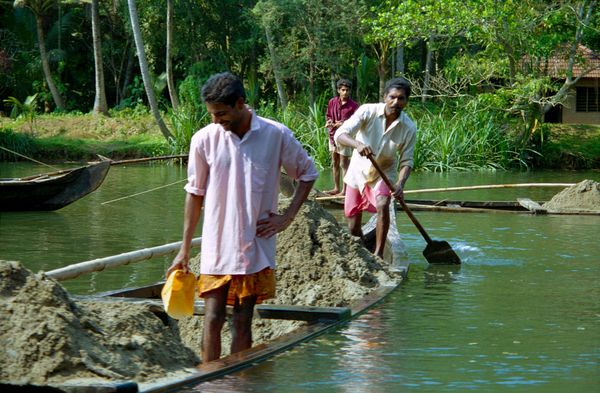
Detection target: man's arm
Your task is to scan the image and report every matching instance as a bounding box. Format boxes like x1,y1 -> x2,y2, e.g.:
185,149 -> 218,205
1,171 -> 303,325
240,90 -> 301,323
336,133 -> 372,157
256,179 -> 315,238
393,166 -> 411,201
166,193 -> 204,278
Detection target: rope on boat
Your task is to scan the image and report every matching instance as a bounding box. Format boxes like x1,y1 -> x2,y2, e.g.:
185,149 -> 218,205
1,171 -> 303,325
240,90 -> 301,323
101,179 -> 187,205
0,145 -> 60,170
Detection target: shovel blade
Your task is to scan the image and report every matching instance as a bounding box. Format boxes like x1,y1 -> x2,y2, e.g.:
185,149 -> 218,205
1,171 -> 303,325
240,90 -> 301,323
423,240 -> 461,265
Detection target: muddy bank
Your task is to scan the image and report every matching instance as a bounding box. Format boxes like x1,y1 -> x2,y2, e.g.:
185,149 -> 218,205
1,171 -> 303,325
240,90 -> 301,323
543,179 -> 600,212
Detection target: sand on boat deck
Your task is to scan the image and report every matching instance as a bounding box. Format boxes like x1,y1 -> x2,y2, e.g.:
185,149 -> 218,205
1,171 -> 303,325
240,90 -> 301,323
1,200 -> 403,388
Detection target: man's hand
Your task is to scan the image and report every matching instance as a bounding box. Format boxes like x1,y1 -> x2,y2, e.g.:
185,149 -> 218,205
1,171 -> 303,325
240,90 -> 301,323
256,212 -> 292,238
166,250 -> 190,279
325,119 -> 334,128
356,142 -> 373,157
392,182 -> 405,202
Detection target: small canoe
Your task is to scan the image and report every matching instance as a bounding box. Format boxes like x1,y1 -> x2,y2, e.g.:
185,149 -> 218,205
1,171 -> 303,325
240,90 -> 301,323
314,193 -> 600,216
0,161 -> 110,211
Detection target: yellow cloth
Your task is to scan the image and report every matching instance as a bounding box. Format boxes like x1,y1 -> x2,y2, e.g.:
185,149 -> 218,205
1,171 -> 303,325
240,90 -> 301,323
197,268 -> 275,306
161,270 -> 196,319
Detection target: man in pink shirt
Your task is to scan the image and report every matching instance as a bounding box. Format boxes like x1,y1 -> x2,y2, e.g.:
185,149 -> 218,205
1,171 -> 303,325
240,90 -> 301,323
325,79 -> 359,195
166,72 -> 318,362
334,77 -> 416,259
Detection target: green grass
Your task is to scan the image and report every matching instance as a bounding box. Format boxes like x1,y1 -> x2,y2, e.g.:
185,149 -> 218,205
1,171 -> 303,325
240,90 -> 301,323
1,100 -> 596,170
536,124 -> 600,169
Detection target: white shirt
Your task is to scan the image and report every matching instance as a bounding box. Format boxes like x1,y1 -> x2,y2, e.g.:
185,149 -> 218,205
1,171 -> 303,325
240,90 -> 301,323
185,112 -> 318,275
334,103 -> 416,191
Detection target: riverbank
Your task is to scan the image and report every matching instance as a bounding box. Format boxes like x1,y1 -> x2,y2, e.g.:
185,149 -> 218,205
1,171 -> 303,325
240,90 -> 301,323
1,113 -> 598,169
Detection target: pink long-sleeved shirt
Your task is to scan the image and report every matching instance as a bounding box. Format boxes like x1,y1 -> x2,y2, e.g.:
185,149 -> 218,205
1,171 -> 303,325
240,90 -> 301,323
185,112 -> 318,275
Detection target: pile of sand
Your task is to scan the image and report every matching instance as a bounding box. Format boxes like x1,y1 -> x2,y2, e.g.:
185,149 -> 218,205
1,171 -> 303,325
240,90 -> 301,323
1,200 -> 401,387
177,200 -> 402,358
542,179 -> 600,212
0,261 -> 199,387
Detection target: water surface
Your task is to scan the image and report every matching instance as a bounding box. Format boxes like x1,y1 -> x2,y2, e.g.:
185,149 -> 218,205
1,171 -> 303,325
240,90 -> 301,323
0,163 -> 598,391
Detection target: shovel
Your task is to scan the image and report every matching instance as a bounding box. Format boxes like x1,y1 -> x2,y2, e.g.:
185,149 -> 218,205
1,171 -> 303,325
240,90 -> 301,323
367,154 -> 461,265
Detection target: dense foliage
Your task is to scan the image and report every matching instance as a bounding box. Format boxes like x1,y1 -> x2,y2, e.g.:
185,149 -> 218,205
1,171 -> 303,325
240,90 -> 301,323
0,0 -> 597,170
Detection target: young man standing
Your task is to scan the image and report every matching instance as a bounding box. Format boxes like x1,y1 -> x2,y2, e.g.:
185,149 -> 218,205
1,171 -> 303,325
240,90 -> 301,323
166,72 -> 318,362
325,79 -> 359,195
334,77 -> 416,259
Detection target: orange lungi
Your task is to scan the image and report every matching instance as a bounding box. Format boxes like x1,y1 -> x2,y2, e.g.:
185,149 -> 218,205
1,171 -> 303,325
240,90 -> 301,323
197,267 -> 275,306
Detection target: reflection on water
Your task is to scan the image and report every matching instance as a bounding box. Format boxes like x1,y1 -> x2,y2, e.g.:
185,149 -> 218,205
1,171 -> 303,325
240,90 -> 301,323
0,162 -> 193,293
1,163 -> 598,391
183,194 -> 599,392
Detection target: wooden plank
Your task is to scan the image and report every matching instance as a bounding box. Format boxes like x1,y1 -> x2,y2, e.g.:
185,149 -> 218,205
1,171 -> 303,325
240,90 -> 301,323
74,295 -> 351,322
136,284 -> 402,393
138,321 -> 335,393
256,304 -> 351,321
314,182 -> 574,201
517,198 -> 548,214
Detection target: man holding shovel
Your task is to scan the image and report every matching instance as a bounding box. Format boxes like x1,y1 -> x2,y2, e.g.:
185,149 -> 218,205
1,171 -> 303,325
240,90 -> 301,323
334,77 -> 416,259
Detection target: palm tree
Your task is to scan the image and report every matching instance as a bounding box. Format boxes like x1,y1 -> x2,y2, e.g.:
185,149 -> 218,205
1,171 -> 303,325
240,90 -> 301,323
127,0 -> 173,140
14,0 -> 66,111
166,0 -> 179,110
91,0 -> 108,115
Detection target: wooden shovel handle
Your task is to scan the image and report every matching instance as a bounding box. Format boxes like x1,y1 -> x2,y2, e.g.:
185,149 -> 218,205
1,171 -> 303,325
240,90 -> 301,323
366,154 -> 433,244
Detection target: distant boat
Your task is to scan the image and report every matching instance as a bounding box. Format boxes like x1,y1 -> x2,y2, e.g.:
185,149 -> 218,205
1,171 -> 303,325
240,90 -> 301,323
0,161 -> 110,211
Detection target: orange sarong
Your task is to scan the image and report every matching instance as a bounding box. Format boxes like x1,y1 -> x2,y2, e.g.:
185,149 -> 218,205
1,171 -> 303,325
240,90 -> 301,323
197,268 -> 275,306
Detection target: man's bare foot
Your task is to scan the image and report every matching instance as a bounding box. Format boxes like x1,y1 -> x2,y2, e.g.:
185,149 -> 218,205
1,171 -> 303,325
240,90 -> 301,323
324,189 -> 340,195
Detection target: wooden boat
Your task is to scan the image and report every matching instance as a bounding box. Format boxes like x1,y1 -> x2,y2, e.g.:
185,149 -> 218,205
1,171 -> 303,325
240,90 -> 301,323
0,161 -> 110,211
37,226 -> 408,393
314,193 -> 600,216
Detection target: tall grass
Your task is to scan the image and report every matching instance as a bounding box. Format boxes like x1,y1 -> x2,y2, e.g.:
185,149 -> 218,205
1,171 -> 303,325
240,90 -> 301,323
411,98 -> 522,171
167,105 -> 208,154
255,94 -> 330,170
0,128 -> 36,161
165,94 -> 526,172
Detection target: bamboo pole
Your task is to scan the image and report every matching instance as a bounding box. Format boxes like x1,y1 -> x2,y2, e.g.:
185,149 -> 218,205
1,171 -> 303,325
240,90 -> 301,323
102,154 -> 187,165
314,183 -> 575,201
45,237 -> 202,281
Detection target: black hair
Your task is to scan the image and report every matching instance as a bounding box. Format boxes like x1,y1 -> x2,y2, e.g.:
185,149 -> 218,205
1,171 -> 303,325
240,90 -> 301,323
383,77 -> 411,98
336,79 -> 353,89
201,72 -> 246,107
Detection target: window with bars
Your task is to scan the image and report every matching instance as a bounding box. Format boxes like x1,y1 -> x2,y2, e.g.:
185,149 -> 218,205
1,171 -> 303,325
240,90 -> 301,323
576,87 -> 599,112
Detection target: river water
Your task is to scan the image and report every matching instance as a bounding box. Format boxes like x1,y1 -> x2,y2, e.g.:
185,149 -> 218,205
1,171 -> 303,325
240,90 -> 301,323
0,163 -> 598,391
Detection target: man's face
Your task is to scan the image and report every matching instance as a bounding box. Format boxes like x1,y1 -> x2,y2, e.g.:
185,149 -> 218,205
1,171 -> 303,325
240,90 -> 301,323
338,86 -> 351,100
383,88 -> 408,117
205,98 -> 244,132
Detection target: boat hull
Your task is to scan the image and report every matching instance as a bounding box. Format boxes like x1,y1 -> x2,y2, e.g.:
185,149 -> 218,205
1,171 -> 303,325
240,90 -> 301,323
0,161 -> 110,211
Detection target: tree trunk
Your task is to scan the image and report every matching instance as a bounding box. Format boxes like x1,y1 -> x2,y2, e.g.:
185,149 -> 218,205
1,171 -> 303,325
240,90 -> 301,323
396,43 -> 405,76
166,0 -> 179,110
92,0 -> 108,115
265,24 -> 287,110
422,37 -> 433,103
127,0 -> 173,140
119,44 -> 135,104
309,62 -> 315,106
36,14 -> 65,111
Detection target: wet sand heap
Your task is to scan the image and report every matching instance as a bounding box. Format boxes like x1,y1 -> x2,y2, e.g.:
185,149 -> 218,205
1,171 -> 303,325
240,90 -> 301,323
0,260 -> 199,387
1,199 -> 401,387
179,199 -> 402,356
542,179 -> 600,212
